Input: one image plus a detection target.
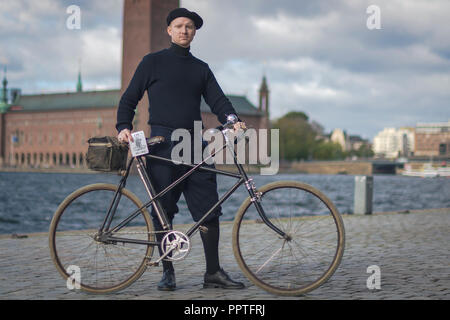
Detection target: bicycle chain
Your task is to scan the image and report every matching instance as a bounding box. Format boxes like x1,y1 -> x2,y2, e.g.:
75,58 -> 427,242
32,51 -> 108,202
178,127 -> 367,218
69,230 -> 168,237
110,230 -> 168,235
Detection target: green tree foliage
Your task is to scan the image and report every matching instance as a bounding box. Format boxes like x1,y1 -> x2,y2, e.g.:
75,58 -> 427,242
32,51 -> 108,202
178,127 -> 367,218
272,111 -> 355,161
313,141 -> 345,160
272,112 -> 317,161
283,111 -> 309,121
348,144 -> 374,158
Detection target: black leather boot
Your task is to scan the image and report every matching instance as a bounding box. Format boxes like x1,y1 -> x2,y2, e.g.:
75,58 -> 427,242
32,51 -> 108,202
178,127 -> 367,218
203,268 -> 245,289
157,269 -> 176,291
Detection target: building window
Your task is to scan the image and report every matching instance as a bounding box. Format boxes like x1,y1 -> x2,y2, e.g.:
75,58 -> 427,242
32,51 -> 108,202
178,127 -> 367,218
439,143 -> 447,155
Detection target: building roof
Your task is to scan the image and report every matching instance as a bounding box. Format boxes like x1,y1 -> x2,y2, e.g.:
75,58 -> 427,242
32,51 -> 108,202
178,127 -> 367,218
10,90 -> 120,112
10,89 -> 263,116
201,94 -> 263,116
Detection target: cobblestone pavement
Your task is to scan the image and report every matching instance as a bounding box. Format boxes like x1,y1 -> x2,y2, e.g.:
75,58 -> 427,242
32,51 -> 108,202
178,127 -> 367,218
0,208 -> 448,300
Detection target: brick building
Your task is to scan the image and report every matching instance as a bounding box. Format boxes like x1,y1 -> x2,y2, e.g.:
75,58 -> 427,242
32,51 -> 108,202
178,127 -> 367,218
414,121 -> 450,157
0,0 -> 269,168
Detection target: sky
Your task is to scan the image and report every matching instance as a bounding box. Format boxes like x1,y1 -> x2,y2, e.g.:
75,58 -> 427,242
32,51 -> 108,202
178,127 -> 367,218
0,0 -> 449,141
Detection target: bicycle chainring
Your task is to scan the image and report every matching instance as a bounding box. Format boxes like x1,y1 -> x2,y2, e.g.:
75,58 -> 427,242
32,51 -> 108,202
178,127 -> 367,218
161,231 -> 191,261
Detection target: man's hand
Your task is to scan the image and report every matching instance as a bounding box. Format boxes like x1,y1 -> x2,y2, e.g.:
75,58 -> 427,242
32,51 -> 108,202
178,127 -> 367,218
118,129 -> 134,143
233,121 -> 247,132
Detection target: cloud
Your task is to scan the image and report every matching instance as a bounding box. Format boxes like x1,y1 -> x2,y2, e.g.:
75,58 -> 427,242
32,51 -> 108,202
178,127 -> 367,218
80,27 -> 122,77
183,0 -> 450,139
1,0 -> 449,140
0,0 -> 122,92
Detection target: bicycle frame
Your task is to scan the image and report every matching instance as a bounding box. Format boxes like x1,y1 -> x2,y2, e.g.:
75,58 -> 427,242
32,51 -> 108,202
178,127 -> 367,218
97,129 -> 288,249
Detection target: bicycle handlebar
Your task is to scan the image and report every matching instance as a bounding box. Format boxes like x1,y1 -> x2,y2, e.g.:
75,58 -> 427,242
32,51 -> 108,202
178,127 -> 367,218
137,114 -> 245,148
214,114 -> 246,132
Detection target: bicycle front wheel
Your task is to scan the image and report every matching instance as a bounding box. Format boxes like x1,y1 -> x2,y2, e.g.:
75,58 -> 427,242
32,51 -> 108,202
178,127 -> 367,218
232,180 -> 345,296
49,183 -> 154,294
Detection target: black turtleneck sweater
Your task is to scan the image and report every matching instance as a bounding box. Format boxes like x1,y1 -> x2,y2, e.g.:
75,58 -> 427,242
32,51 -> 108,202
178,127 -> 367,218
116,43 -> 239,132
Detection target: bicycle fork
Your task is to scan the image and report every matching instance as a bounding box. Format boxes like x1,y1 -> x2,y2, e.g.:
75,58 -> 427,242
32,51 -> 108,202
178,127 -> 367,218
235,162 -> 291,241
221,131 -> 290,242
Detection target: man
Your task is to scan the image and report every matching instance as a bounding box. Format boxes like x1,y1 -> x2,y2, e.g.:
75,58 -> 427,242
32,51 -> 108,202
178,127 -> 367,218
116,8 -> 245,291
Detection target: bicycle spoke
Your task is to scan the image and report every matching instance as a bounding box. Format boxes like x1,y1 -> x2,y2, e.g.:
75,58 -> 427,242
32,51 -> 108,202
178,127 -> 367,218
255,242 -> 284,274
233,181 -> 345,296
50,184 -> 154,293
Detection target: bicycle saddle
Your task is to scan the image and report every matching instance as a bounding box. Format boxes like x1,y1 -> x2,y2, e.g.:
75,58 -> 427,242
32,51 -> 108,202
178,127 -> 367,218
146,136 -> 165,146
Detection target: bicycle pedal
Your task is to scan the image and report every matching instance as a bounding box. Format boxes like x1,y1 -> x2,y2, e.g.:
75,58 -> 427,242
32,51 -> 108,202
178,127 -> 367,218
199,226 -> 208,234
146,261 -> 159,267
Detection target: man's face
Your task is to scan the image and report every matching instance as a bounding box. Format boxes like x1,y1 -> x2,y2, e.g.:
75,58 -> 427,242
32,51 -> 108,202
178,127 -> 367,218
167,17 -> 196,48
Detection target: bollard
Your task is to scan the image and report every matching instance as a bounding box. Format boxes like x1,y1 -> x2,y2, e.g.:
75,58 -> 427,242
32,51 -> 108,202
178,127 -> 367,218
354,175 -> 373,214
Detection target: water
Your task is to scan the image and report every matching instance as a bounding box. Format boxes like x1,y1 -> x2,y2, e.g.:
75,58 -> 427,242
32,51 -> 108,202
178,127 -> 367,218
0,171 -> 449,235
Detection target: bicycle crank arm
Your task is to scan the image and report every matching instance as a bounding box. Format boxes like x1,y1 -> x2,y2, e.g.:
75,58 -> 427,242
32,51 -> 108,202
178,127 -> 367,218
103,235 -> 159,246
147,231 -> 191,266
147,244 -> 178,266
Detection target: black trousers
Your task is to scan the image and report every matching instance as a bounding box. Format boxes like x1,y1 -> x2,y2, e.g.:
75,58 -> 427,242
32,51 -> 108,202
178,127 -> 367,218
145,125 -> 221,274
145,125 -> 222,223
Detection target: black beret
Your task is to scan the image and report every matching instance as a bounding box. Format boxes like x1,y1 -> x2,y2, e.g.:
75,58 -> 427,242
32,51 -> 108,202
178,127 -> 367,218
166,8 -> 203,30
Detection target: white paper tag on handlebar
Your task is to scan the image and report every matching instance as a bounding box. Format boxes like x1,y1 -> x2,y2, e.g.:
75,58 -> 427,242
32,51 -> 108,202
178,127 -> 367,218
130,131 -> 149,157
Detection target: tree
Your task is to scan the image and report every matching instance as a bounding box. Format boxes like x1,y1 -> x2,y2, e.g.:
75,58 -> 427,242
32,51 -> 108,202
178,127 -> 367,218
273,110 -> 366,161
348,143 -> 374,159
272,112 -> 317,161
283,111 -> 309,121
313,141 -> 345,160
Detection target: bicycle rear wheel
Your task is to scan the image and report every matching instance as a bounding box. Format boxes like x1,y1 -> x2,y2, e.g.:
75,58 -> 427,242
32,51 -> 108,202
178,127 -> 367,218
232,180 -> 345,296
49,183 -> 154,294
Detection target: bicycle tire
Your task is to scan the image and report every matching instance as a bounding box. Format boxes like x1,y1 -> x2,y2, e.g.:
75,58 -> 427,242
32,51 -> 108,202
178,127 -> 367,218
232,180 -> 345,296
49,183 -> 154,294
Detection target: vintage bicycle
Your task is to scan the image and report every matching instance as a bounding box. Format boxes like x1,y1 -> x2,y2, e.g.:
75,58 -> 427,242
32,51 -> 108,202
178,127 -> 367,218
48,116 -> 345,296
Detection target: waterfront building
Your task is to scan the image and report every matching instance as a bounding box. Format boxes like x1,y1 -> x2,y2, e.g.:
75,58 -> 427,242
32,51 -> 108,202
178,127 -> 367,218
0,0 -> 269,169
331,128 -> 348,151
330,128 -> 370,153
414,121 -> 450,157
373,127 -> 415,158
348,135 -> 369,152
